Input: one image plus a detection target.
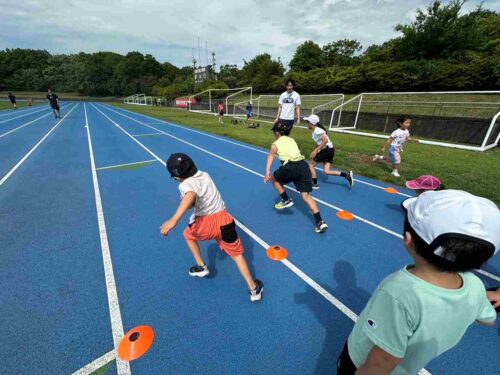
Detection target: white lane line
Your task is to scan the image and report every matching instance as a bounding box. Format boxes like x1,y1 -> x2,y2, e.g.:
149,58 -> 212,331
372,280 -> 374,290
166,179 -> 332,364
84,104 -> 131,375
0,104 -> 57,124
96,159 -> 158,171
0,104 -> 70,139
70,350 -> 116,375
0,104 -> 45,117
0,104 -> 78,188
99,103 -> 500,284
93,103 -> 432,374
98,103 -> 403,239
130,132 -> 165,137
107,104 -> 412,198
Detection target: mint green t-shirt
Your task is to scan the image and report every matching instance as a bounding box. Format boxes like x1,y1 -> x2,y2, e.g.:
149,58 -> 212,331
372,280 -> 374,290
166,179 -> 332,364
348,267 -> 496,375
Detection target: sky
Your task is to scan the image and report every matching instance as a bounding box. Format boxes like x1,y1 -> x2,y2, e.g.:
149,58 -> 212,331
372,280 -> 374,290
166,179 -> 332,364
1,0 -> 499,69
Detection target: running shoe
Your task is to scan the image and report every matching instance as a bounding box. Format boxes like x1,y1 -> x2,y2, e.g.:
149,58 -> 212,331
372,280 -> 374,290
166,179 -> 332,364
274,199 -> 294,210
250,280 -> 264,302
314,221 -> 329,233
189,264 -> 210,278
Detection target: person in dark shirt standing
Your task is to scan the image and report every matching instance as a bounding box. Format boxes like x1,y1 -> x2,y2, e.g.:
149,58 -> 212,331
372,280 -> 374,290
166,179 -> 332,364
46,89 -> 61,119
8,92 -> 17,109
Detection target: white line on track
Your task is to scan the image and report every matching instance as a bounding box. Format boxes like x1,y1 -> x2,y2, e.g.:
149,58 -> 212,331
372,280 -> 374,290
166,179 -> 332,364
130,132 -> 164,137
111,105 -> 412,198
70,350 -> 116,375
99,104 -> 403,239
84,103 -> 131,375
0,104 -> 45,117
96,159 -> 158,171
92,103 -> 432,375
0,104 -> 78,188
0,104 -> 70,139
100,103 -> 500,285
0,104 -> 58,124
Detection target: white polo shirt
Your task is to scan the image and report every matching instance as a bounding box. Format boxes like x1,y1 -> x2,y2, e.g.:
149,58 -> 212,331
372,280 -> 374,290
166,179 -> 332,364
278,91 -> 301,120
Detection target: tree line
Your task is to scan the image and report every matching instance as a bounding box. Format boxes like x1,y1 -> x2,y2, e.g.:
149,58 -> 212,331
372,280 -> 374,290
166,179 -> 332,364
1,1 -> 498,99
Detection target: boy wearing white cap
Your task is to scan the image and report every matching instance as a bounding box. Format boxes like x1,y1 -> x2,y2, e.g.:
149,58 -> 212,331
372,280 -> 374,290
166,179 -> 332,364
338,190 -> 500,375
303,114 -> 353,189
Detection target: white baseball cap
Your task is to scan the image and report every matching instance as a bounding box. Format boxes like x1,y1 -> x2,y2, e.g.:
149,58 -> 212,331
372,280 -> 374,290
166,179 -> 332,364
303,114 -> 320,125
402,190 -> 500,259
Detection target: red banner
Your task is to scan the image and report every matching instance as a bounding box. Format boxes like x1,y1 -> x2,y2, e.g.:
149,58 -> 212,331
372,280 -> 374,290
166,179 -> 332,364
175,97 -> 196,108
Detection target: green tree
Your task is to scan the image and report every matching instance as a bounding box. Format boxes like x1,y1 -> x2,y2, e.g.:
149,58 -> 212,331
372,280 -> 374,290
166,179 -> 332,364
289,41 -> 322,71
321,39 -> 362,67
240,54 -> 284,92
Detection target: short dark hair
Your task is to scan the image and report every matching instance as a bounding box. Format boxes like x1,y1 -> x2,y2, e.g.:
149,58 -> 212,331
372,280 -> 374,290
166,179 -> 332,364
285,78 -> 295,87
396,117 -> 411,128
404,218 -> 494,273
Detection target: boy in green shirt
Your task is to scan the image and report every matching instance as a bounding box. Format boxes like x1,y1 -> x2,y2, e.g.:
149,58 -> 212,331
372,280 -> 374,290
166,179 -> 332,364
264,122 -> 328,233
338,190 -> 499,375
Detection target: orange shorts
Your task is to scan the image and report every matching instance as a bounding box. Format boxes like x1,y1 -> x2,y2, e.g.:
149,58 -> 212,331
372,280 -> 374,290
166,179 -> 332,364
182,210 -> 244,257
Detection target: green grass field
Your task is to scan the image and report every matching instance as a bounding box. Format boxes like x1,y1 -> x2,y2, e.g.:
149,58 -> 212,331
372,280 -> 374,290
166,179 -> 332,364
110,103 -> 500,204
0,101 -> 44,110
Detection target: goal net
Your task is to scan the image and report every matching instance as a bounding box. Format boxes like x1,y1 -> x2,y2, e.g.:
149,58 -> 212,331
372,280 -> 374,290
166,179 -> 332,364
328,91 -> 500,151
124,93 -> 153,106
189,87 -> 253,115
233,94 -> 344,125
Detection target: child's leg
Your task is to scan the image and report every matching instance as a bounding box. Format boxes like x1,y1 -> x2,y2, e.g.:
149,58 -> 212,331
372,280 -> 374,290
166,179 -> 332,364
231,254 -> 257,291
185,239 -> 206,266
309,160 -> 318,180
323,163 -> 342,176
300,192 -> 320,215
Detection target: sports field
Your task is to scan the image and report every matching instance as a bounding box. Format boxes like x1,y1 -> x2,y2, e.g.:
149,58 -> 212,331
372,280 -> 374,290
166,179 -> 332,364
1,103 -> 499,374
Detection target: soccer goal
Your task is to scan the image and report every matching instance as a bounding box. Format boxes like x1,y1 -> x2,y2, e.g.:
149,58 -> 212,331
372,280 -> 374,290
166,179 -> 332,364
327,91 -> 500,151
124,94 -> 153,106
233,94 -> 345,126
188,87 -> 253,115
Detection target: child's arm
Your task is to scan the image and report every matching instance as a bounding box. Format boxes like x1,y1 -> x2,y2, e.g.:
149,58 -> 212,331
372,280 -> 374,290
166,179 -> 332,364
355,346 -> 402,375
310,136 -> 328,159
264,145 -> 278,183
160,191 -> 196,237
381,137 -> 392,153
487,287 -> 500,309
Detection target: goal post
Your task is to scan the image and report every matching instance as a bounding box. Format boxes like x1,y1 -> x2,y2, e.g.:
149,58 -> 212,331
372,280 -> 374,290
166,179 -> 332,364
188,87 -> 253,115
124,93 -> 153,106
328,91 -> 500,151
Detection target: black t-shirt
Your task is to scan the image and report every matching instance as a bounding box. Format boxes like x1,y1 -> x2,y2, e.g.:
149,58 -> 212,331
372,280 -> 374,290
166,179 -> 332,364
8,94 -> 16,103
47,93 -> 58,105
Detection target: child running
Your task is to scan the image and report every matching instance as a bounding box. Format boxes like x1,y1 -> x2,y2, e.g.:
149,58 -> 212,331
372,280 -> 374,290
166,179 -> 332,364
46,89 -> 61,119
405,175 -> 444,196
373,117 -> 412,177
7,92 -> 17,109
264,122 -> 328,233
337,189 -> 499,375
160,153 -> 263,302
303,114 -> 353,189
217,101 -> 224,124
245,101 -> 254,126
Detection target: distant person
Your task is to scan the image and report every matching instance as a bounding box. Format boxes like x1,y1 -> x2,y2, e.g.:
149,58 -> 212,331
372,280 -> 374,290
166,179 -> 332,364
337,190 -> 499,375
405,175 -> 444,196
46,89 -> 61,119
264,122 -> 328,233
372,117 -> 414,177
217,101 -> 224,124
245,101 -> 254,126
274,78 -> 301,133
303,114 -> 353,189
160,153 -> 263,302
7,92 -> 17,109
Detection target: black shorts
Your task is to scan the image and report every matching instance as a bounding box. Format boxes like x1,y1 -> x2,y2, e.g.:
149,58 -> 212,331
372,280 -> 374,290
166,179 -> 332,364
219,110 -> 224,116
279,119 -> 294,131
337,342 -> 357,375
10,100 -> 16,104
273,160 -> 312,193
51,104 -> 60,111
313,147 -> 335,164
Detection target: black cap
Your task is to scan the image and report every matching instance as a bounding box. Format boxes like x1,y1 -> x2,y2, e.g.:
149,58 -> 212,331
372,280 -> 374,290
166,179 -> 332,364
166,153 -> 197,178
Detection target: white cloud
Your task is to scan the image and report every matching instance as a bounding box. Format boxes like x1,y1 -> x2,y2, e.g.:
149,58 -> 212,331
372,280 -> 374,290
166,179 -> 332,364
0,0 -> 497,68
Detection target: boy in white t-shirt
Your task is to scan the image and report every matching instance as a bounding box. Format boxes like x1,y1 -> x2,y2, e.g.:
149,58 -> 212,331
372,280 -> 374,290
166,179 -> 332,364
274,78 -> 301,133
373,117 -> 413,177
160,153 -> 263,302
338,190 -> 499,375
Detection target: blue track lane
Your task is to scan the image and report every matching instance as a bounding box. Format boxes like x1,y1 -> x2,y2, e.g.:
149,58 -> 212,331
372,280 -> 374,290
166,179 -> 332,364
0,104 -> 114,374
90,103 -> 499,375
1,102 -> 498,374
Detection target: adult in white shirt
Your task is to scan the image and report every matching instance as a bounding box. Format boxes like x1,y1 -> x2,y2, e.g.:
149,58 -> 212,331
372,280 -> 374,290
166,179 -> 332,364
274,78 -> 301,133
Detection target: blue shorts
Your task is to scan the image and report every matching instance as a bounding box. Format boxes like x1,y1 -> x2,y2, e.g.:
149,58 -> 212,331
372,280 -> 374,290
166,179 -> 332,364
389,145 -> 401,164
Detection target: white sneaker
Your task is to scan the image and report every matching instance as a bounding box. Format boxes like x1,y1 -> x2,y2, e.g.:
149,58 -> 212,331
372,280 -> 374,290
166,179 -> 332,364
391,170 -> 400,177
